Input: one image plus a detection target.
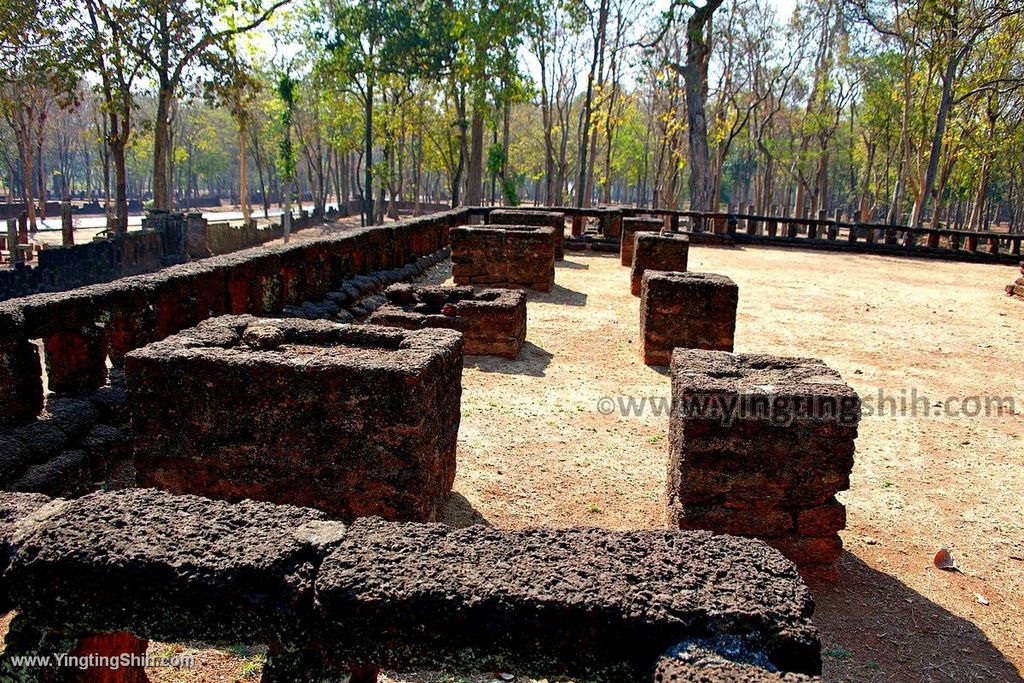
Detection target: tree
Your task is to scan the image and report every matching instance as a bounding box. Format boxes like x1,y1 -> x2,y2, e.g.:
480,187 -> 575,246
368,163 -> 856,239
0,0 -> 78,232
206,49 -> 261,224
651,0 -> 726,215
124,0 -> 290,212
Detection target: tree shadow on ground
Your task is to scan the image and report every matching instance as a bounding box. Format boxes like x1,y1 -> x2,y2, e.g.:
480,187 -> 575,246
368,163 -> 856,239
465,342 -> 553,377
531,284 -> 587,307
810,551 -> 1020,682
441,492 -> 491,528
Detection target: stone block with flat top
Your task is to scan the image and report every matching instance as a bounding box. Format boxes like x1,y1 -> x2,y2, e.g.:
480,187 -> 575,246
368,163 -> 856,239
668,349 -> 860,582
126,315 -> 463,522
451,225 -> 556,292
640,271 -> 737,366
369,284 -> 527,358
630,232 -> 690,295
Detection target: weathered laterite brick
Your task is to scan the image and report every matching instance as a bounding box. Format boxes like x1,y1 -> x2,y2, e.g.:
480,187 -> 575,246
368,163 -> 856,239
641,271 -> 738,366
127,315 -> 463,522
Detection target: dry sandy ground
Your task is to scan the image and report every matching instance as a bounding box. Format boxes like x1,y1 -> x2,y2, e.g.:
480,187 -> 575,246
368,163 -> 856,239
7,242 -> 1024,682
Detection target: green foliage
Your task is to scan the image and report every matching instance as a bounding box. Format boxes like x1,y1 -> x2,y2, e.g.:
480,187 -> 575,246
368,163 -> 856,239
278,73 -> 297,183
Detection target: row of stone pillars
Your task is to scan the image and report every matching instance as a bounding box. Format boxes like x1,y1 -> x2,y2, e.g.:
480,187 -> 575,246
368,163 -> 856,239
1,200 -> 77,266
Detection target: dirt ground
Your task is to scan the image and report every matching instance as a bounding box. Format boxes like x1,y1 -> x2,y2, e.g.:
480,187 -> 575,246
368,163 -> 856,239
201,244 -> 1024,682
7,241 -> 1024,682
438,244 -> 1024,682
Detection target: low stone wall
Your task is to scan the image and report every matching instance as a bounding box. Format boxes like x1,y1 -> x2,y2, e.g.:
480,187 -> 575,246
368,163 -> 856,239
1005,261 -> 1024,300
0,209 -> 467,429
488,209 -> 565,260
667,349 -> 860,582
631,232 -> 690,296
207,219 -> 284,255
640,271 -> 738,365
0,230 -> 164,302
620,217 -> 664,266
370,284 -> 528,358
451,225 -> 556,291
0,392 -> 128,497
127,316 -> 463,522
0,250 -> 451,500
0,488 -> 822,681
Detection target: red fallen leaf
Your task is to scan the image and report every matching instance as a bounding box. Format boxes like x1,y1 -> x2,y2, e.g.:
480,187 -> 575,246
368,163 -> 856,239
934,548 -> 960,572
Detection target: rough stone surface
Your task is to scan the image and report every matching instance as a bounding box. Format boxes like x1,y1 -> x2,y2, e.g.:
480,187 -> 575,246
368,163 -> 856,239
0,491 -> 58,611
127,315 -> 463,522
0,338 -> 43,428
641,271 -> 738,365
631,232 -> 690,296
620,217 -> 664,266
1005,261 -> 1024,300
451,225 -> 556,292
488,209 -> 565,260
11,449 -> 89,496
314,518 -> 821,680
4,488 -> 344,644
654,640 -> 819,681
668,349 -> 860,580
370,284 -> 527,358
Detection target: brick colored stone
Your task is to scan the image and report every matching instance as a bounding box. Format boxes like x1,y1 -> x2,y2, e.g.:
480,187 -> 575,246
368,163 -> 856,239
620,216 -> 663,266
489,209 -> 565,260
127,315 -> 463,522
667,349 -> 859,579
451,225 -> 556,292
641,271 -> 738,365
631,232 -> 689,296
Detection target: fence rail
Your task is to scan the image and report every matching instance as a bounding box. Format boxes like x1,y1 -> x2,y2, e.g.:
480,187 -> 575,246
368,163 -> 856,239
468,205 -> 1023,264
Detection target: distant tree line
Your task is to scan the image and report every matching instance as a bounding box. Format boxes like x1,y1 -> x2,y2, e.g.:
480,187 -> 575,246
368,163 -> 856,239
1,0 -> 1022,232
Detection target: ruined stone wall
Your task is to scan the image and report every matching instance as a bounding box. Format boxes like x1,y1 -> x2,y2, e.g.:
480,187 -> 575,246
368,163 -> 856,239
630,232 -> 689,296
487,209 -> 565,260
451,225 -> 556,291
620,217 -> 664,266
640,271 -> 738,365
0,210 -> 467,433
370,284 -> 528,358
0,488 -> 822,681
0,230 -> 164,302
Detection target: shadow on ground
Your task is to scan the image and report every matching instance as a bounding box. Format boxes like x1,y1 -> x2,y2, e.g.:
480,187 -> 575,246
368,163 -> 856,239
556,259 -> 590,270
441,492 -> 491,528
811,552 -> 1020,682
465,342 -> 553,377
532,284 -> 587,307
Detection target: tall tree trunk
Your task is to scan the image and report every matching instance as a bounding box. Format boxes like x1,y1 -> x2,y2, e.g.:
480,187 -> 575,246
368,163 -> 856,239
364,77 -> 374,225
912,54 -> 957,227
239,128 -> 250,225
678,0 -> 724,216
465,108 -> 484,206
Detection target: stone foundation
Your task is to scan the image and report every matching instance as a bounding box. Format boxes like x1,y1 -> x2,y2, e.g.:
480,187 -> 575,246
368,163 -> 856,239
1005,261 -> 1024,300
620,217 -> 664,266
126,315 -> 463,522
369,284 -> 527,358
451,225 -> 556,292
0,489 -> 822,681
640,271 -> 738,365
667,349 -> 860,581
488,209 -> 565,260
630,233 -> 690,296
